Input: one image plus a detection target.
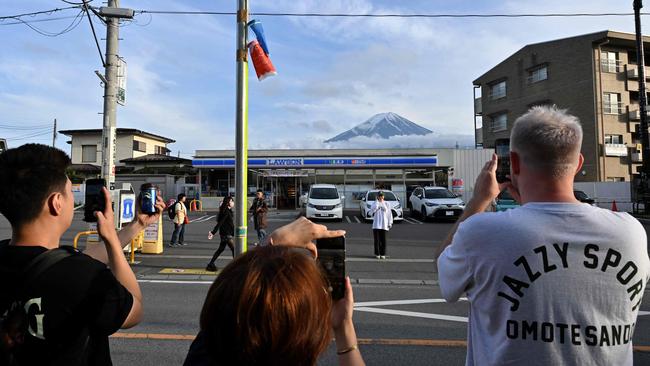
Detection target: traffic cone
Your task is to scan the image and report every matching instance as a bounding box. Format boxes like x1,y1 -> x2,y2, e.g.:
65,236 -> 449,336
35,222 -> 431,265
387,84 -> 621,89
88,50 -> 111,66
611,200 -> 618,212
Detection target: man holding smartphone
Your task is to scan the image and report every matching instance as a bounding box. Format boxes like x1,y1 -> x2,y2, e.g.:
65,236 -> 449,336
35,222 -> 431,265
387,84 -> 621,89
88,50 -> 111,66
436,106 -> 649,365
0,144 -> 165,365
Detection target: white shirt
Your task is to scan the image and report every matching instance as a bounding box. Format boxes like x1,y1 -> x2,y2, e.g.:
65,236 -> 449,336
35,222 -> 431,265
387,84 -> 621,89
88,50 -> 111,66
371,200 -> 393,230
438,203 -> 649,366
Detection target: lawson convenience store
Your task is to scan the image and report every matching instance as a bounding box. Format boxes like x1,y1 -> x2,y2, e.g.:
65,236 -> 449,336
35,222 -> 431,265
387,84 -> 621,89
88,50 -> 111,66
192,148 -> 488,210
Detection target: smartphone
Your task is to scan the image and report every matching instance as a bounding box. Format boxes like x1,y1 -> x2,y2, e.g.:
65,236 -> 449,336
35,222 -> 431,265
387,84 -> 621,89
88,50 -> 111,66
84,178 -> 106,222
316,236 -> 346,300
494,138 -> 511,183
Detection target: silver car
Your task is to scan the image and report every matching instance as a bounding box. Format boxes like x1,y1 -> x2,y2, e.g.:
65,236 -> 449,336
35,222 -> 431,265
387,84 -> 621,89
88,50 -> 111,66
359,190 -> 404,222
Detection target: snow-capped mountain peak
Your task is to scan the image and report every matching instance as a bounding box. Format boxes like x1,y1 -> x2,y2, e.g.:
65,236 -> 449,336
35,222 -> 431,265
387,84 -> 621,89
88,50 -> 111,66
324,112 -> 432,143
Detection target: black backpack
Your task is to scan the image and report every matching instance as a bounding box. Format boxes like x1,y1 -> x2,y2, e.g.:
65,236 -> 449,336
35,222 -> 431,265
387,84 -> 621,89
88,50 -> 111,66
0,244 -> 74,366
168,201 -> 177,220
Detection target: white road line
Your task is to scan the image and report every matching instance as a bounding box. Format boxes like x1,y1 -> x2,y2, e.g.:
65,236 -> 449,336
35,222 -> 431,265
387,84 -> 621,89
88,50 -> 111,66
354,216 -> 361,223
190,215 -> 215,223
402,217 -> 417,224
139,255 -> 433,262
355,298 -> 468,307
345,216 -> 352,223
407,217 -> 424,224
639,311 -> 650,316
355,307 -> 468,323
138,280 -> 213,284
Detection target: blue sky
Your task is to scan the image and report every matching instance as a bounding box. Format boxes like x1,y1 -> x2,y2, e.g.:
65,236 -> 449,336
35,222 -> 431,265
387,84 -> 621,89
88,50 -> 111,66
0,0 -> 642,157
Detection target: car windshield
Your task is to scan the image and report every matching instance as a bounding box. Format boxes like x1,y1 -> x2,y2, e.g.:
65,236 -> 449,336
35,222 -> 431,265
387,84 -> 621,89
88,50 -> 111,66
424,189 -> 455,199
310,188 -> 339,199
498,190 -> 514,200
367,191 -> 397,201
574,191 -> 588,200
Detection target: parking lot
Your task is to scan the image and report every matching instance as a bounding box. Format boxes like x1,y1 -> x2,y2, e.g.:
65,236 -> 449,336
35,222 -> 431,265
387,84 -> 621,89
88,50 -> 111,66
1,209 -> 649,365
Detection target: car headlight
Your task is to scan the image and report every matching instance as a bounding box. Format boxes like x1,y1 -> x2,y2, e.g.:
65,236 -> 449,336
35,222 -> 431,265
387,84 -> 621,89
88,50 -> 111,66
394,204 -> 401,209
425,202 -> 439,207
335,203 -> 342,208
308,203 -> 316,208
366,203 -> 372,209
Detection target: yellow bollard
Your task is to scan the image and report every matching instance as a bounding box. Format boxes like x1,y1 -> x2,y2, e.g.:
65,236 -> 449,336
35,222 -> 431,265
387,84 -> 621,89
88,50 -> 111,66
73,231 -> 98,250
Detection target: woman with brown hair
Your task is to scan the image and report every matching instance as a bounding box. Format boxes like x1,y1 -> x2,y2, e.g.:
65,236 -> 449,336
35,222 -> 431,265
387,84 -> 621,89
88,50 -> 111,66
184,218 -> 365,366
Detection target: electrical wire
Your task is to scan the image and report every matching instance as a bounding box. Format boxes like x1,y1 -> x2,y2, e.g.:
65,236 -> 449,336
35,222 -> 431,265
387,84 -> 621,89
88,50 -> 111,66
133,10 -> 650,18
5,130 -> 54,141
82,1 -> 105,67
0,6 -> 79,21
3,9 -> 85,37
0,15 -> 82,26
0,124 -> 53,130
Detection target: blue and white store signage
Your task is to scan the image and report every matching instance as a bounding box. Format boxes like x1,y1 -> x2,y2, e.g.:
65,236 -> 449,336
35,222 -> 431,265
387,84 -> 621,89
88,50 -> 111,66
193,156 -> 437,168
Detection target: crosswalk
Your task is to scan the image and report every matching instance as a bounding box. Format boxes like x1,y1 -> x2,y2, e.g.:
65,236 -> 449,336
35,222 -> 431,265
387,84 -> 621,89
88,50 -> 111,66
188,214 -> 425,225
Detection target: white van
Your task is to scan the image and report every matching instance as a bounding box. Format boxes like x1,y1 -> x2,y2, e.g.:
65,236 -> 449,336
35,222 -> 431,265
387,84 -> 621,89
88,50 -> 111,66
305,184 -> 343,221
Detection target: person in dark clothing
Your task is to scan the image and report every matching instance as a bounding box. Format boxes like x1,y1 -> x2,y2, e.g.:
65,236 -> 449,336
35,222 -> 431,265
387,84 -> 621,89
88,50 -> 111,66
249,189 -> 268,244
206,197 -> 235,272
0,144 -> 165,366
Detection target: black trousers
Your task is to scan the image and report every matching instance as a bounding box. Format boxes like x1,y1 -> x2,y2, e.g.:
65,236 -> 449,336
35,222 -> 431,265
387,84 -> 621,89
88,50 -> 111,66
373,229 -> 387,256
208,235 -> 234,265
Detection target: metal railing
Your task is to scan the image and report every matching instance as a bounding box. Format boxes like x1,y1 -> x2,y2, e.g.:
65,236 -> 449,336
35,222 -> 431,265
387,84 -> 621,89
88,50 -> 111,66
73,231 -> 98,249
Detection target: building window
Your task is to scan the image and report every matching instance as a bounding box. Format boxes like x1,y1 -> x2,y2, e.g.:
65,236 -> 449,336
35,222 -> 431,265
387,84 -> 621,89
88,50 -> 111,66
488,81 -> 506,100
491,113 -> 507,132
603,93 -> 621,114
155,145 -> 168,155
81,145 -> 96,163
133,140 -> 146,152
527,66 -> 548,84
606,177 -> 625,182
605,134 -> 624,145
601,51 -> 619,73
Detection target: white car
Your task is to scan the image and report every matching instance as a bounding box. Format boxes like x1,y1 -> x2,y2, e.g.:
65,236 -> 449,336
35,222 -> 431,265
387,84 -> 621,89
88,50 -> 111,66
359,190 -> 403,222
305,184 -> 344,221
409,186 -> 465,221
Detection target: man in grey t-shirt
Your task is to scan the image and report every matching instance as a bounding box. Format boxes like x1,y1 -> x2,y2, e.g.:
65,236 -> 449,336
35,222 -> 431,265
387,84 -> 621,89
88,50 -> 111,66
436,106 -> 649,365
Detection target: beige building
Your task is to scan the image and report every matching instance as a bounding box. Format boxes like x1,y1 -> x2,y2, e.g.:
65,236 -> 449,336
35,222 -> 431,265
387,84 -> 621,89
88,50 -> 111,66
59,128 -> 174,172
473,30 -> 646,182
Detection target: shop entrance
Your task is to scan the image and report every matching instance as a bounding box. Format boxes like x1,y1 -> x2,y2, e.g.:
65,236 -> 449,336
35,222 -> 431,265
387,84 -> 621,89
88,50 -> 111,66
260,171 -> 309,209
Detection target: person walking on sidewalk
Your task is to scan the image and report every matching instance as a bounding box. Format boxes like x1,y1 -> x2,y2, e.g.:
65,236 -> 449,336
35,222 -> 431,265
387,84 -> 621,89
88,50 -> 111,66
206,196 -> 235,272
170,193 -> 188,247
250,189 -> 268,244
370,191 -> 393,260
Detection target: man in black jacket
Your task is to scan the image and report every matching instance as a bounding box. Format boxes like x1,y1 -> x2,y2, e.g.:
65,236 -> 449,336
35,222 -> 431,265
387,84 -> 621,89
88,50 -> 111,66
0,144 -> 164,365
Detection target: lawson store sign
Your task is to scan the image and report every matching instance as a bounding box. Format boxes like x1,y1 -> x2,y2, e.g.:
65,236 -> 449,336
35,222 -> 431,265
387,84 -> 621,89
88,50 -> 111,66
192,156 -> 437,168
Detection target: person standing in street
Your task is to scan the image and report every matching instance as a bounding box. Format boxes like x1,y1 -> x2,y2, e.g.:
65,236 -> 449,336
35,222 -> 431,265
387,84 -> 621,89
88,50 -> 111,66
206,196 -> 235,272
370,191 -> 393,260
436,106 -> 649,365
250,189 -> 268,244
170,193 -> 188,247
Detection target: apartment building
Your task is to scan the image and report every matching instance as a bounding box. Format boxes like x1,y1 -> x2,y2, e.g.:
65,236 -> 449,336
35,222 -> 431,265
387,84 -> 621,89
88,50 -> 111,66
59,128 -> 174,169
473,30 -> 646,182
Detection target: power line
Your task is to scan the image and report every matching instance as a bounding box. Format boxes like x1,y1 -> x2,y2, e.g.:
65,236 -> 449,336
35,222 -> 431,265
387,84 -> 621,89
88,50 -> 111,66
82,1 -> 105,66
5,130 -> 54,141
0,15 -> 82,26
0,6 -> 79,21
134,10 -> 650,18
0,124 -> 53,130
4,9 -> 85,37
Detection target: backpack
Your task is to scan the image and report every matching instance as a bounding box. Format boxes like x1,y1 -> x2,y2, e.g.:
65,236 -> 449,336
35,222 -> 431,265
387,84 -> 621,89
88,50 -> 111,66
0,244 -> 74,366
168,201 -> 177,220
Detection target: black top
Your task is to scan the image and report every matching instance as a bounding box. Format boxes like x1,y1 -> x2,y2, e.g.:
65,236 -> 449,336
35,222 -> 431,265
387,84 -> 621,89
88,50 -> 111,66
212,208 -> 234,237
0,242 -> 133,366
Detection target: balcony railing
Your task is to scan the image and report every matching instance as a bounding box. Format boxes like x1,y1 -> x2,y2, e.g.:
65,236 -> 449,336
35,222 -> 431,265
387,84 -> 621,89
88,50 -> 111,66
628,108 -> 650,120
604,143 -> 628,157
474,97 -> 482,115
631,152 -> 643,163
626,66 -> 650,79
603,102 -> 623,115
600,59 -> 621,73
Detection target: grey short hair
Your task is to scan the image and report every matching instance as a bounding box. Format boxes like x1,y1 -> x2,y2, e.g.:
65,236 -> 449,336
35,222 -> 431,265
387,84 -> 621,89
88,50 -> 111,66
510,105 -> 583,178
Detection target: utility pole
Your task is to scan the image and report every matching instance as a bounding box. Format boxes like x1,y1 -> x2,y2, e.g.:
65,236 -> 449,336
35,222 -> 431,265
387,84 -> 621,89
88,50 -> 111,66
52,118 -> 57,147
235,0 -> 249,256
97,1 -> 133,189
634,0 -> 650,214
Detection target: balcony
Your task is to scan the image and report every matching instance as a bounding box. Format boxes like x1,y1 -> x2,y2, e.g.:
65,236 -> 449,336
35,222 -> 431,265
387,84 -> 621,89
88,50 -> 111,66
632,151 -> 643,163
626,66 -> 650,79
604,143 -> 628,157
628,108 -> 650,120
474,97 -> 482,115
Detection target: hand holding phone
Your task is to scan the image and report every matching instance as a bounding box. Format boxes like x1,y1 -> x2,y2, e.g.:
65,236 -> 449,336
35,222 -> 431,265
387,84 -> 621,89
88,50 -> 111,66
316,236 -> 346,300
494,138 -> 511,183
84,178 -> 106,222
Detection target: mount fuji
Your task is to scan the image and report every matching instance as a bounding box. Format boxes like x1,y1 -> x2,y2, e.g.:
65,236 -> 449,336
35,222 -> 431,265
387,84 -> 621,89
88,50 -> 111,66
324,112 -> 432,143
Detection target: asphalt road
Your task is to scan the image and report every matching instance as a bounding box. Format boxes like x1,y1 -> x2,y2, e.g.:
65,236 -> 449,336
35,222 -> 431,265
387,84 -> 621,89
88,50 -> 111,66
1,209 -> 649,365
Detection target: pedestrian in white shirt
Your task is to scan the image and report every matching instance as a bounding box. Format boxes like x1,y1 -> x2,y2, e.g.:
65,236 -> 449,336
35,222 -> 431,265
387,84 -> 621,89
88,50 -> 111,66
370,191 -> 393,260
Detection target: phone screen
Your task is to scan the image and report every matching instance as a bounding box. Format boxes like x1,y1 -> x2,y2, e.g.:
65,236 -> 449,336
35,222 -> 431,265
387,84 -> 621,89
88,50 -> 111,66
316,236 -> 346,300
495,138 -> 511,183
84,178 -> 106,222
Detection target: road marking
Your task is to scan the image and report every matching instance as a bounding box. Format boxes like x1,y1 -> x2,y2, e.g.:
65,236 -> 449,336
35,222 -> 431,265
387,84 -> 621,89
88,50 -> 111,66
355,298 -> 467,307
190,215 -> 215,223
405,217 -> 424,224
345,216 -> 352,223
137,280 -> 213,284
159,268 -> 218,275
108,332 -> 650,353
355,307 -> 468,322
354,216 -> 361,223
144,256 -> 434,262
639,311 -> 649,316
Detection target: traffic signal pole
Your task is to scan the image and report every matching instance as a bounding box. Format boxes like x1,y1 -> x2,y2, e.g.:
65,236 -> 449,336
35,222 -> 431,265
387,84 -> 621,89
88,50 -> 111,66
235,0 -> 250,255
